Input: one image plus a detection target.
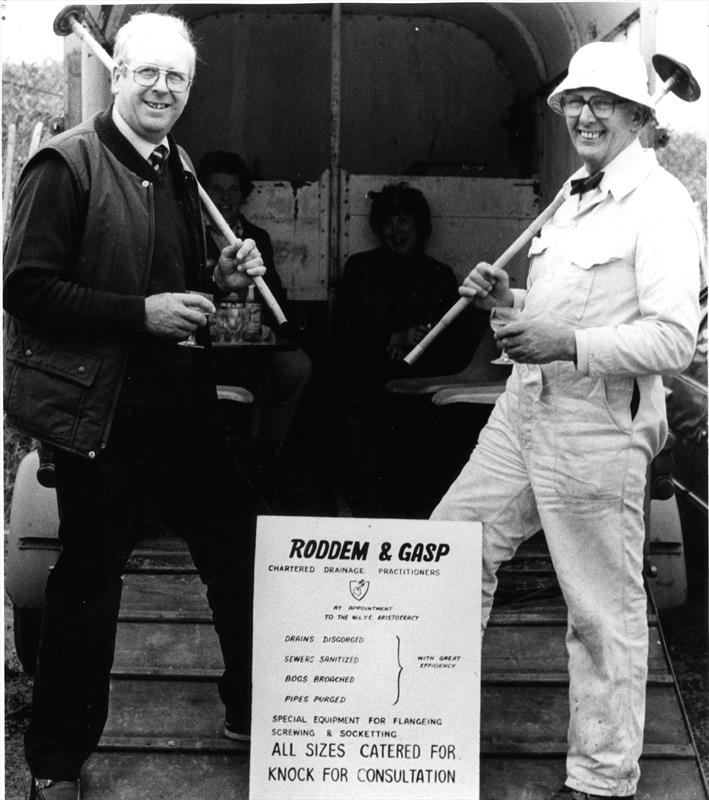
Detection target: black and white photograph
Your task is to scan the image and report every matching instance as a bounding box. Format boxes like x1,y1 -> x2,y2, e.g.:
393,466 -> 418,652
2,1 -> 707,798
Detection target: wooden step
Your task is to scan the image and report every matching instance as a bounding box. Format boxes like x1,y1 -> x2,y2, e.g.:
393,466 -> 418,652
102,677 -> 692,757
117,573 -> 586,624
482,623 -> 670,678
112,617 -> 672,683
103,678 -> 231,745
125,539 -> 197,573
480,683 -> 692,751
480,757 -> 708,800
113,621 -> 222,676
83,752 -> 248,800
119,573 -> 210,621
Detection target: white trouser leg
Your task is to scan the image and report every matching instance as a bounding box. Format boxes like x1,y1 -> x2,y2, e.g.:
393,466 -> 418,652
526,364 -> 651,797
431,393 -> 541,629
535,445 -> 648,797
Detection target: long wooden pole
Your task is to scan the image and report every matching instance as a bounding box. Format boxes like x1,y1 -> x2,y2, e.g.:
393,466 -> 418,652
197,188 -> 285,324
63,11 -> 287,326
404,188 -> 566,365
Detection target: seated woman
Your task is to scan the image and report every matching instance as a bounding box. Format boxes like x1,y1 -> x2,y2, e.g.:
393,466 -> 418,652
198,151 -> 312,476
331,182 -> 485,516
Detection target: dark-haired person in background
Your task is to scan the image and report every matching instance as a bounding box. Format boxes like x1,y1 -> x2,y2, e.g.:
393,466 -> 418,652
332,182 -> 482,515
199,151 -> 312,472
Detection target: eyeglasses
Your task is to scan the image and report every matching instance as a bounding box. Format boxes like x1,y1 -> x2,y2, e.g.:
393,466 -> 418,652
560,94 -> 626,120
121,63 -> 192,93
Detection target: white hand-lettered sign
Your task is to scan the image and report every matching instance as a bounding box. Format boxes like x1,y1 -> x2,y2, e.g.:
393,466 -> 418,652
250,516 -> 482,799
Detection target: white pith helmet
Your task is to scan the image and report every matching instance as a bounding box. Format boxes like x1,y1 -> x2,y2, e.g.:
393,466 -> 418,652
548,42 -> 654,115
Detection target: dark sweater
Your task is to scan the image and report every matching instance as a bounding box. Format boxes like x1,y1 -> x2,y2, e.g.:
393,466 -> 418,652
3,108 -> 209,407
334,246 -> 476,378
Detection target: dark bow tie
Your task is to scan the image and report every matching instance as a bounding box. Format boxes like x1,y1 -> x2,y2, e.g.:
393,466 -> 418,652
569,171 -> 604,196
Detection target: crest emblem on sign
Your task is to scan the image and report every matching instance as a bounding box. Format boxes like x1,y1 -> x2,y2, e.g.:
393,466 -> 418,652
350,579 -> 370,601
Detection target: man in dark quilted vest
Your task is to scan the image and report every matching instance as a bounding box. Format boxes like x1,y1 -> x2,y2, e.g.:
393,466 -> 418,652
4,12 -> 265,799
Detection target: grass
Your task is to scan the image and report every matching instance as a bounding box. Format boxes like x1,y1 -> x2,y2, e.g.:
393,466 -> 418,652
4,593 -> 33,800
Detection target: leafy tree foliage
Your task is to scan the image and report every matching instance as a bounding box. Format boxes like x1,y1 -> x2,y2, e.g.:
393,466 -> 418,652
2,59 -> 64,217
656,127 -> 707,239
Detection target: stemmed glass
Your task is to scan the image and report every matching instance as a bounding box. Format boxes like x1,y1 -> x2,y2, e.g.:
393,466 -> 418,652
489,307 -> 520,365
177,290 -> 214,349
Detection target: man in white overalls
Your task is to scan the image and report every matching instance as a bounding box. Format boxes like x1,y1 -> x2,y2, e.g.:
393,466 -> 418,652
431,42 -> 702,800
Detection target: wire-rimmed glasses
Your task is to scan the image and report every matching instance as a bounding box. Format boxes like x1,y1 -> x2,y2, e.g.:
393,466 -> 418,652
121,63 -> 192,93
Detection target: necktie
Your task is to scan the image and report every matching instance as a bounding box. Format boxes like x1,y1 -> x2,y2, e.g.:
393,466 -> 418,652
569,171 -> 604,196
148,144 -> 168,173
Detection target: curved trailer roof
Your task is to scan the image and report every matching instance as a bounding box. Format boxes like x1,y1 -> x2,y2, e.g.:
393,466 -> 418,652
97,1 -> 651,92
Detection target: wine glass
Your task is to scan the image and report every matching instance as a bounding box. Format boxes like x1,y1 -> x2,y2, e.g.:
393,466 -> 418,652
489,307 -> 520,365
177,290 -> 214,349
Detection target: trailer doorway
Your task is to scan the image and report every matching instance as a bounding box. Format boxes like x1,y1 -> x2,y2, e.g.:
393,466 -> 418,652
171,2 -> 549,336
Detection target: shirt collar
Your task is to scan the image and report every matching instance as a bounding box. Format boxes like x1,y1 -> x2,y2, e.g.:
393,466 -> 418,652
111,105 -> 170,163
601,139 -> 657,201
567,139 -> 656,203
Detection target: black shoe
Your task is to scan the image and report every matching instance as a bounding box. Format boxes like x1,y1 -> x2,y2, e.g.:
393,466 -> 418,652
29,778 -> 80,800
223,718 -> 251,745
551,785 -> 635,800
